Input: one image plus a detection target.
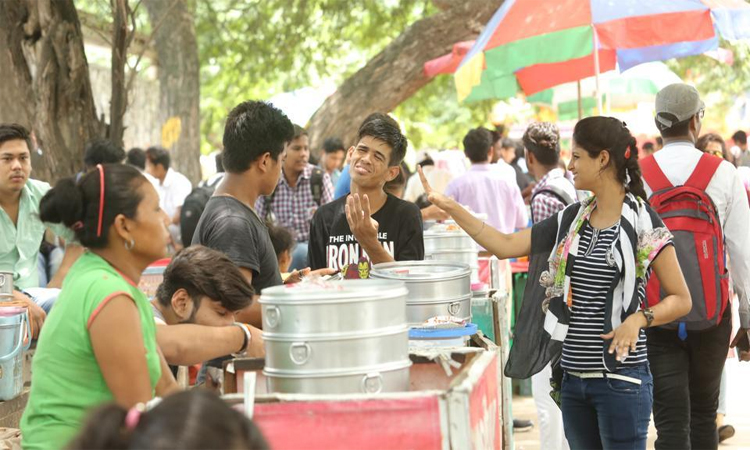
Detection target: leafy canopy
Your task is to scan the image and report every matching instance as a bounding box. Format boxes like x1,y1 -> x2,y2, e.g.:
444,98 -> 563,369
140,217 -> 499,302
78,0 -> 499,153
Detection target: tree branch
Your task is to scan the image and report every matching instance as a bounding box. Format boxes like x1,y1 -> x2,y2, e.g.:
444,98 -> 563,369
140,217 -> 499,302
125,0 -> 180,94
307,0 -> 505,152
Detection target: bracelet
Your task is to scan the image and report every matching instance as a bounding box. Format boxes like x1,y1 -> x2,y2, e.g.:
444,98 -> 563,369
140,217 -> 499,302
470,221 -> 485,238
231,323 -> 252,358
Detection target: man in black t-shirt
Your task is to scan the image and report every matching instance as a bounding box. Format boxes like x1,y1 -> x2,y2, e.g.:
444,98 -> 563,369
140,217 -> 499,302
308,113 -> 424,272
192,100 -> 333,327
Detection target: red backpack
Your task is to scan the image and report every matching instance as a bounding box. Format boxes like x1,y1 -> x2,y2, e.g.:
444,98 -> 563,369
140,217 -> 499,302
641,153 -> 728,331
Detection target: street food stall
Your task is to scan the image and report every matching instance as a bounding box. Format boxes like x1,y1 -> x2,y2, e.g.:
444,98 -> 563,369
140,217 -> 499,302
214,224 -> 516,450
223,334 -> 504,450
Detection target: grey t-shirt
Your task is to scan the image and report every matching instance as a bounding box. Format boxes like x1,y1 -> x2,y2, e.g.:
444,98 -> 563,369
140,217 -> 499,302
192,196 -> 282,293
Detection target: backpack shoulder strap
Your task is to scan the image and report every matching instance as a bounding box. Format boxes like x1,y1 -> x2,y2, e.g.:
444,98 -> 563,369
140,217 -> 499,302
684,153 -> 722,191
533,181 -> 575,206
207,173 -> 224,188
640,154 -> 672,192
310,167 -> 324,205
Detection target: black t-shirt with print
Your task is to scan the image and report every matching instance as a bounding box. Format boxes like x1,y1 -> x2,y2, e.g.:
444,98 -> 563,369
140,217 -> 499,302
308,194 -> 424,271
192,196 -> 282,293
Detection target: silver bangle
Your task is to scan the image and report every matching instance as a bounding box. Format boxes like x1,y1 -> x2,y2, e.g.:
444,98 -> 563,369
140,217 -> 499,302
231,323 -> 252,358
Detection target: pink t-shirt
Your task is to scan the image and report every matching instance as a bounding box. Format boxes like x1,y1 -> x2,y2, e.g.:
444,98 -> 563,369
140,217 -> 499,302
444,163 -> 528,234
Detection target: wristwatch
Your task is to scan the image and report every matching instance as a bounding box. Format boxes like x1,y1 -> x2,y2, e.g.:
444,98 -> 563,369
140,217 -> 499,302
231,323 -> 252,358
641,308 -> 655,328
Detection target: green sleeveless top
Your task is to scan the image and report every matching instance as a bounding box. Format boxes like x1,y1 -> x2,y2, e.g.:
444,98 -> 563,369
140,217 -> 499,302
20,252 -> 161,449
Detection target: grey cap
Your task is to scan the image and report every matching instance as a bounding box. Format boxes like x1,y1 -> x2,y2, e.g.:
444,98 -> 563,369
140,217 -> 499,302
655,83 -> 704,129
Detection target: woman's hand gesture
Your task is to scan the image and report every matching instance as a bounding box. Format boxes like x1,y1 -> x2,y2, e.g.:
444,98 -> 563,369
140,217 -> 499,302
418,165 -> 453,212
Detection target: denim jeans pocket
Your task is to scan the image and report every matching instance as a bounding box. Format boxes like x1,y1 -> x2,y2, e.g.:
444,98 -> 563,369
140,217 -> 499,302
605,376 -> 642,394
605,365 -> 652,394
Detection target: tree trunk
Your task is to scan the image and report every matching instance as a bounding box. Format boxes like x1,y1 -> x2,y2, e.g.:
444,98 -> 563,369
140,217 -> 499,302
109,0 -> 132,148
143,0 -> 201,184
307,0 -> 504,153
0,0 -> 105,182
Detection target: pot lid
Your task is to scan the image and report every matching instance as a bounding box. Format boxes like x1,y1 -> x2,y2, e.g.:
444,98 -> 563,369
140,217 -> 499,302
259,279 -> 407,303
371,261 -> 471,281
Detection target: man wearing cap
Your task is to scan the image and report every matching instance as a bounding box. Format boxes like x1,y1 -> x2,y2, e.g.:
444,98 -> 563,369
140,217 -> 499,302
643,84 -> 750,450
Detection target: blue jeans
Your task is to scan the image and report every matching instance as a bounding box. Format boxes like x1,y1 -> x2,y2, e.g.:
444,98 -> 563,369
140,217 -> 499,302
561,364 -> 653,450
290,241 -> 308,271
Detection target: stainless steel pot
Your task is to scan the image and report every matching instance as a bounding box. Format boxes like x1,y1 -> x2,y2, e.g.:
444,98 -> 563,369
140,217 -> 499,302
370,261 -> 472,324
406,294 -> 472,325
0,272 -> 12,297
264,360 -> 411,394
259,280 -> 408,335
260,279 -> 410,395
370,261 -> 471,302
263,325 -> 409,371
423,229 -> 480,282
424,250 -> 479,268
423,231 -> 477,253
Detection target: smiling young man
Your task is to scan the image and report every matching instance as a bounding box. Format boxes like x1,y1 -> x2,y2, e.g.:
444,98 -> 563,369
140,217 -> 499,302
308,113 -> 424,272
0,123 -> 82,337
255,125 -> 333,270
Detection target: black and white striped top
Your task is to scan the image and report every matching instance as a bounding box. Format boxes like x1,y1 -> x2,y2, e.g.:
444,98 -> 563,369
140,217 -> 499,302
561,222 -> 648,371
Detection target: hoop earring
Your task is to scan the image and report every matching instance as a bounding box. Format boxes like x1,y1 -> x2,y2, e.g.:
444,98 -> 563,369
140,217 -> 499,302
124,238 -> 135,251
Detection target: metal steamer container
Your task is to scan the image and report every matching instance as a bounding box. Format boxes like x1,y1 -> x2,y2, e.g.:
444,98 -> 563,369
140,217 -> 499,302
0,272 -> 12,299
423,230 -> 479,282
370,261 -> 472,326
259,280 -> 411,395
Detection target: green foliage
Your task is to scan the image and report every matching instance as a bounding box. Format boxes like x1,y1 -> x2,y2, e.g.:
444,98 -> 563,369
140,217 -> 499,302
77,0 -> 498,154
195,0 -> 437,154
666,40 -> 750,133
394,75 -> 495,150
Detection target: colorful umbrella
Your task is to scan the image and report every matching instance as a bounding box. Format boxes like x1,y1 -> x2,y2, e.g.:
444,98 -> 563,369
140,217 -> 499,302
456,0 -> 750,103
423,40 -> 475,78
527,61 -> 683,119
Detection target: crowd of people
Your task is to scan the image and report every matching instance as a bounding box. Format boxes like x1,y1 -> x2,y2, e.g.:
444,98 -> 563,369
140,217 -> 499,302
0,82 -> 748,449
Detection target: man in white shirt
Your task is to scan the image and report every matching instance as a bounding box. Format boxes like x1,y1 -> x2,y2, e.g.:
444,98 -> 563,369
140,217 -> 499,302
403,154 -> 452,204
146,146 -> 193,248
644,84 -> 750,450
730,130 -> 750,167
126,147 -> 161,188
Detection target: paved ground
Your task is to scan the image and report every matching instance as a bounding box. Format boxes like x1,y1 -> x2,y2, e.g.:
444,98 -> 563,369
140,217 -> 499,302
512,358 -> 750,450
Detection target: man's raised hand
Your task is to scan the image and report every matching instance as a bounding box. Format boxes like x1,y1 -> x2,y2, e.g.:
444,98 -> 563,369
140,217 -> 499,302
345,193 -> 380,245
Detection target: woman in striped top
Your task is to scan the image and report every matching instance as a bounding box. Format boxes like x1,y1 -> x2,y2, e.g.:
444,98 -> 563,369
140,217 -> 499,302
419,117 -> 691,450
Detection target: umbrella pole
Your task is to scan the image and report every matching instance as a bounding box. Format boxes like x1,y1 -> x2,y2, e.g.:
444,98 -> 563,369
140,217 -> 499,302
593,26 -> 603,114
577,80 -> 583,120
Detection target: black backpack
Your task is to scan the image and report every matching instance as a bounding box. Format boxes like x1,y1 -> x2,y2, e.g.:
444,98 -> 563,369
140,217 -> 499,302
263,167 -> 325,222
180,175 -> 223,246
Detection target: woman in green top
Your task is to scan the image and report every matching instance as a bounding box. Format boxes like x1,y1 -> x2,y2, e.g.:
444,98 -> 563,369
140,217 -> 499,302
21,163 -> 179,449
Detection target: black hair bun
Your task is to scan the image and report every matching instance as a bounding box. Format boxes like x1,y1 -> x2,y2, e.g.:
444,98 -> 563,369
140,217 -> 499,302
39,178 -> 85,228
